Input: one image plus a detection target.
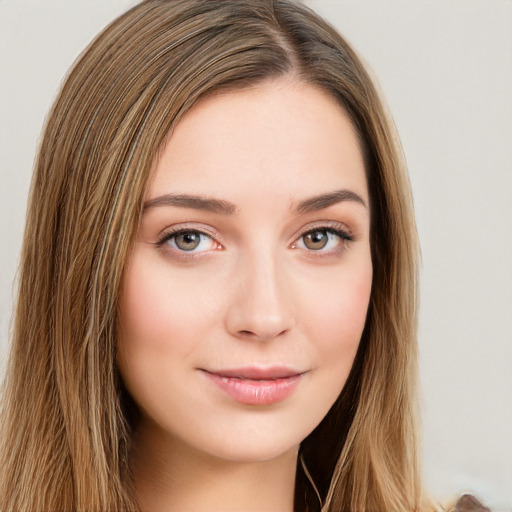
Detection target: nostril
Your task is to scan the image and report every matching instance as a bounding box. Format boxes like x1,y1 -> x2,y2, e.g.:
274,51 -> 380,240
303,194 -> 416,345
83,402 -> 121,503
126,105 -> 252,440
236,328 -> 289,342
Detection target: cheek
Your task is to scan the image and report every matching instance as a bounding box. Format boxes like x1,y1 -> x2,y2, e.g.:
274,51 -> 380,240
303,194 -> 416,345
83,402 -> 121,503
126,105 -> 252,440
116,252 -> 212,400
291,257 -> 372,435
118,253 -> 213,357
119,267 -> 176,355
116,251 -> 221,419
301,259 -> 372,369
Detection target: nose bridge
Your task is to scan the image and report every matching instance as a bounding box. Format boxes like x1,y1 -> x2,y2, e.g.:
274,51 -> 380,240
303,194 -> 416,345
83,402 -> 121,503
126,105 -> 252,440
225,242 -> 294,341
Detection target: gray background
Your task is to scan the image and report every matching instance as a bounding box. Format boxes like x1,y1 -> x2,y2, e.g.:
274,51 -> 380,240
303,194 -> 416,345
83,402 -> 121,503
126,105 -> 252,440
1,1 -> 511,509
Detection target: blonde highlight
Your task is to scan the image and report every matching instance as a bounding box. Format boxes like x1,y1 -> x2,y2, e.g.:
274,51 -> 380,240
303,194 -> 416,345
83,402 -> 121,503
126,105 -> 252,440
1,1 -> 427,510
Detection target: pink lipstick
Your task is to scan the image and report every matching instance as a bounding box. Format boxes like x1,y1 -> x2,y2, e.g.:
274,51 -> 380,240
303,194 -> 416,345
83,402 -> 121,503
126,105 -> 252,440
202,366 -> 303,405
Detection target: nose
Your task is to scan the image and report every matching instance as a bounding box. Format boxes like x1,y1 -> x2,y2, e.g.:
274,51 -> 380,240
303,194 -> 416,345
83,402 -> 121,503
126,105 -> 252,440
224,250 -> 295,342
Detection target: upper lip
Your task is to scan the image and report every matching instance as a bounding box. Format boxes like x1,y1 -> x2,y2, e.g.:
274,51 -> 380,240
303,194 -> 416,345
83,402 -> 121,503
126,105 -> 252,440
203,366 -> 304,380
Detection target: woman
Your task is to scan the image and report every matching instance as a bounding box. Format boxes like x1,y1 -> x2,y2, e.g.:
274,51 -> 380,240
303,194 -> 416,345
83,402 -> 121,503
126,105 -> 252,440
0,0 -> 425,510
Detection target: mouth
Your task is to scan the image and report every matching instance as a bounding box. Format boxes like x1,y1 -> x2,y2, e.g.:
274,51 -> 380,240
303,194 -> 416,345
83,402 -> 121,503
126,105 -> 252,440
200,366 -> 305,406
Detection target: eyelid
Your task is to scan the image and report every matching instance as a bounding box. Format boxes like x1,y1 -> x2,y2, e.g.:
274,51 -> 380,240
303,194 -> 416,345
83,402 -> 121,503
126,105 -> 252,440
156,223 -> 222,242
153,220 -> 354,260
290,220 -> 354,256
293,220 -> 354,242
155,223 -> 224,258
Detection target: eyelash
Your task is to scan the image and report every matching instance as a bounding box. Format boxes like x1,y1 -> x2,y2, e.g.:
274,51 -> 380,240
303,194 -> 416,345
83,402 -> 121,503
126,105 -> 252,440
155,225 -> 221,261
155,222 -> 353,260
291,222 -> 353,260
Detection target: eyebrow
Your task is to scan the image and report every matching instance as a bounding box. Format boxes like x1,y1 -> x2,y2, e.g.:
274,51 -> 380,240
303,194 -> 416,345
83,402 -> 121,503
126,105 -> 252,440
295,189 -> 367,213
143,194 -> 238,215
142,188 -> 367,216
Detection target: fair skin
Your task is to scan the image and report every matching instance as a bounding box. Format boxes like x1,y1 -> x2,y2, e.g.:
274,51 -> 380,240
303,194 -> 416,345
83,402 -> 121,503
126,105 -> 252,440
117,78 -> 372,512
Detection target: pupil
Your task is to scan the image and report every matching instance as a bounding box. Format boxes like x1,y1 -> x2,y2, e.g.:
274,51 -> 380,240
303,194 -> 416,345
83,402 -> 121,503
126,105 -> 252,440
176,232 -> 200,250
305,230 -> 328,250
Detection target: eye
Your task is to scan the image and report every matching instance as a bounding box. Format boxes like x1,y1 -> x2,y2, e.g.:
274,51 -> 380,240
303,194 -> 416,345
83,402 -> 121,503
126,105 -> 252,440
302,230 -> 331,250
159,229 -> 219,253
293,226 -> 352,253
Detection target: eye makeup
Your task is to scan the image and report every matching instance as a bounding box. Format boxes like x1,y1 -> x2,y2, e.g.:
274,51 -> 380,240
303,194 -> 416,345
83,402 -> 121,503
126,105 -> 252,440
154,223 -> 224,262
153,218 -> 355,263
290,220 -> 355,261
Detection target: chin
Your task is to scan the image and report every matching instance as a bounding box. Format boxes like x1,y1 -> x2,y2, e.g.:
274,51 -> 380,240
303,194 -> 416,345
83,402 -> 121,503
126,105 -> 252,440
199,436 -> 301,465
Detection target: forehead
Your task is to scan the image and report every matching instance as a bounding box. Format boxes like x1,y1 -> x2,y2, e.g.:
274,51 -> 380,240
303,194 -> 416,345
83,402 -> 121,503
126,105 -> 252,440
148,78 -> 368,206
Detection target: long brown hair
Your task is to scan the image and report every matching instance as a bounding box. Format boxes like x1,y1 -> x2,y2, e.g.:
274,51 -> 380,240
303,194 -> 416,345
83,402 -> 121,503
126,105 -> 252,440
0,1 -> 422,510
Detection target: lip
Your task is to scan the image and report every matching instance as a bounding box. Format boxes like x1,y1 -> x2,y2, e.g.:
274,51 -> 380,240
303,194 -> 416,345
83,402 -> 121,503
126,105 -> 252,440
201,366 -> 304,406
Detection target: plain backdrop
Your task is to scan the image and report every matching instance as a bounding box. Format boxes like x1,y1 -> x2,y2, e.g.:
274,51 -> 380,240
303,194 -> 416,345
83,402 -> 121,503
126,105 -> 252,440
1,1 -> 511,509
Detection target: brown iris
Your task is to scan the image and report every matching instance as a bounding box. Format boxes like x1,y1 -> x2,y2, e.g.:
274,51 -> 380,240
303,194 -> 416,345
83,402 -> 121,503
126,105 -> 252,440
174,231 -> 201,251
303,230 -> 329,250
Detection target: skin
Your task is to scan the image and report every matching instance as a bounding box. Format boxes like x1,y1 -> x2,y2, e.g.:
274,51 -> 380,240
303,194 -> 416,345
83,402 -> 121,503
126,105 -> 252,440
117,77 -> 372,512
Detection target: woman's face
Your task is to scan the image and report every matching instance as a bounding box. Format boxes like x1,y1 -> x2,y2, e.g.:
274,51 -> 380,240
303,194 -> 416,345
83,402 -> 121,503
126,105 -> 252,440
118,79 -> 372,463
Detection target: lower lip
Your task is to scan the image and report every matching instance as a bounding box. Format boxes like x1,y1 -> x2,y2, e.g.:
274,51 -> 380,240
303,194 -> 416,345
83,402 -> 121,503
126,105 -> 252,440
203,372 -> 302,405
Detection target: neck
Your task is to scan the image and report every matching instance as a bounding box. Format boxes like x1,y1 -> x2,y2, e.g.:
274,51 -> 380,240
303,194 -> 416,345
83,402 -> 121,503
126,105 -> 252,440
130,420 -> 298,512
